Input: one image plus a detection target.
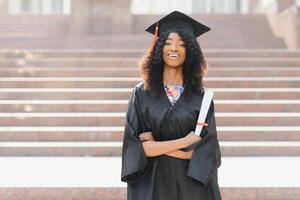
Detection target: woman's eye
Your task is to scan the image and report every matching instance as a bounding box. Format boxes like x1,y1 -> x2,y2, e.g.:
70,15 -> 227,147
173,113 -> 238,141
164,42 -> 185,47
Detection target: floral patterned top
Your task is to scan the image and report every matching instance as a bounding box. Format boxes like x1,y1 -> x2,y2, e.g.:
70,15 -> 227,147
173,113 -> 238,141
163,83 -> 185,106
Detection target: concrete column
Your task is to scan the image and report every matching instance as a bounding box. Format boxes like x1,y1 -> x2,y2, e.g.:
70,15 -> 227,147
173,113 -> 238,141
90,0 -> 112,34
111,0 -> 132,34
68,0 -> 133,35
0,0 -> 8,15
90,0 -> 132,34
69,0 -> 91,35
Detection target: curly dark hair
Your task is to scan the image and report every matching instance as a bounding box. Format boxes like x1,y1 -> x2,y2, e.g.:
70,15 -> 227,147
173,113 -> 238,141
138,31 -> 207,97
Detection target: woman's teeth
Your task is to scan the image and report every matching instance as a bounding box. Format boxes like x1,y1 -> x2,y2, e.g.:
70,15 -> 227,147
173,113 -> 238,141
169,54 -> 179,59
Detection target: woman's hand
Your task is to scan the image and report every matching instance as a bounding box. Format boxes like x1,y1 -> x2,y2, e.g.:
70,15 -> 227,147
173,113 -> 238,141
184,131 -> 201,146
139,131 -> 154,142
166,149 -> 194,160
186,149 -> 194,159
140,131 -> 196,157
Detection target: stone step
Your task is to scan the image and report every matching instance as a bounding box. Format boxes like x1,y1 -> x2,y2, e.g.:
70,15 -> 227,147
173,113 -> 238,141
0,27 -> 66,32
0,141 -> 300,156
0,187 -> 299,200
0,126 -> 298,137
0,16 -> 67,37
1,49 -> 300,58
1,100 -> 299,112
1,57 -> 300,67
0,79 -> 298,88
0,35 -> 285,49
0,156 -> 299,199
0,39 -> 285,49
1,67 -> 300,77
0,130 -> 299,142
0,15 -> 67,19
133,14 -> 273,31
0,89 -> 299,100
0,33 -> 66,37
0,113 -> 298,126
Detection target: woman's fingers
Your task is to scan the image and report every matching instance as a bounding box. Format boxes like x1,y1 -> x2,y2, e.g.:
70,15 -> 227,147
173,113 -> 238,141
184,131 -> 201,146
139,132 -> 154,141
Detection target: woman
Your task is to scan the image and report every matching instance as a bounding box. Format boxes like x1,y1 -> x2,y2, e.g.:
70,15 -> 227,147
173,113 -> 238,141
121,11 -> 222,200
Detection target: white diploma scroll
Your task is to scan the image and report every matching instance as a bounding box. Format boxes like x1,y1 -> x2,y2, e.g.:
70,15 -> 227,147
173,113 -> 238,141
194,88 -> 214,136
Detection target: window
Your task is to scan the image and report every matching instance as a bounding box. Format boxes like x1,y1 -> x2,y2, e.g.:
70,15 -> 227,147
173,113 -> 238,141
9,0 -> 70,15
131,0 -> 193,14
131,0 -> 250,14
20,0 -> 32,12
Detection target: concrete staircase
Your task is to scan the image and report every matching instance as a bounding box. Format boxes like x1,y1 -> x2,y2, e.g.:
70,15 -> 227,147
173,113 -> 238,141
0,49 -> 300,199
0,49 -> 300,157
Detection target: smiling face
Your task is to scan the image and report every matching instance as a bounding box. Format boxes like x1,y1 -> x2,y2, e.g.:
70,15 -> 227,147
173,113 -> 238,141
162,32 -> 186,69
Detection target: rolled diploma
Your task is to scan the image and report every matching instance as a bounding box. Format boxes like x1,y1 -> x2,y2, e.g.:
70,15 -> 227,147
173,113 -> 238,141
194,89 -> 214,136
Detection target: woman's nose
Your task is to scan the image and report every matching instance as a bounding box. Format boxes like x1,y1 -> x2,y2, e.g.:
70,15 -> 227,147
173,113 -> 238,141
170,43 -> 178,51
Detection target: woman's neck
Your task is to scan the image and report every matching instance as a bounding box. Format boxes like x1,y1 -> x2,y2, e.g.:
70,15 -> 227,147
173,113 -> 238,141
163,65 -> 183,85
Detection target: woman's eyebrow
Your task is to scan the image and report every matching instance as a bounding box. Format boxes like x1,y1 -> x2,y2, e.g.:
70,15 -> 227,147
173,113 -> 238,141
166,38 -> 183,41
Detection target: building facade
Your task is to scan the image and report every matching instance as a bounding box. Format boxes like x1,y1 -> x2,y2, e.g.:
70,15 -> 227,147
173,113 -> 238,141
0,0 -> 299,48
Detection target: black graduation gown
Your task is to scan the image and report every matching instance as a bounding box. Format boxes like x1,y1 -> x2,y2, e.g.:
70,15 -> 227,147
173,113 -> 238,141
121,82 -> 222,200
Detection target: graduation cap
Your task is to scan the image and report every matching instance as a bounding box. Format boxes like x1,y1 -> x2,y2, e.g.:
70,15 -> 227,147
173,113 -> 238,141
145,11 -> 211,51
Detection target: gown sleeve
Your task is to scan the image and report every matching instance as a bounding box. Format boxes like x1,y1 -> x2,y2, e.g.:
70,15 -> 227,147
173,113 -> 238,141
121,86 -> 148,183
187,99 -> 222,186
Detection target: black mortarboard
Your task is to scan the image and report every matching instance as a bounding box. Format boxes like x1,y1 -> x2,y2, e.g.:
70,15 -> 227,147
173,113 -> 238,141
145,11 -> 210,52
145,11 -> 211,38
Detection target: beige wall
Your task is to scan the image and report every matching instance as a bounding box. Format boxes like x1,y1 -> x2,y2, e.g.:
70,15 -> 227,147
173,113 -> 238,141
275,7 -> 297,49
259,0 -> 299,49
273,6 -> 299,49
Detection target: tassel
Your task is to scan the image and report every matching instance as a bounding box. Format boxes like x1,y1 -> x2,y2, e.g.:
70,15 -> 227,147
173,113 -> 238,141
148,23 -> 159,53
197,122 -> 208,127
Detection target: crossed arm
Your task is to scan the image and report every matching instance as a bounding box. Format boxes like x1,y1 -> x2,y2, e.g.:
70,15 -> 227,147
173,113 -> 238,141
139,131 -> 201,160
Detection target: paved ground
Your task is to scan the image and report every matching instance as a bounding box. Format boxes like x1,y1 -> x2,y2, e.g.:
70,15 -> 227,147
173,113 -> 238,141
0,156 -> 299,187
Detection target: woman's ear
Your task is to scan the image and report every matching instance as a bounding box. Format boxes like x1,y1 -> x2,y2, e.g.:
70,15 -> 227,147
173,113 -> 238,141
201,62 -> 208,77
203,63 -> 208,76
